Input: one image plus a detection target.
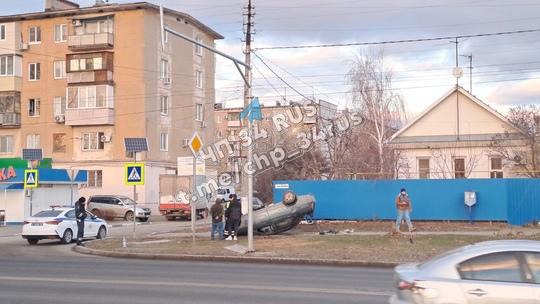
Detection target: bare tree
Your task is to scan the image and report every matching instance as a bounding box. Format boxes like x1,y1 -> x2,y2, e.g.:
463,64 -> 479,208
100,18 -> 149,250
489,105 -> 540,177
428,144 -> 484,179
345,47 -> 408,177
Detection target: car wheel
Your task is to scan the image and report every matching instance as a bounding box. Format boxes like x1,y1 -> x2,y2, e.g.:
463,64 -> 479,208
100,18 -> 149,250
96,226 -> 107,239
282,190 -> 297,205
138,218 -> 148,222
124,211 -> 134,221
60,229 -> 73,244
91,209 -> 101,218
27,238 -> 39,245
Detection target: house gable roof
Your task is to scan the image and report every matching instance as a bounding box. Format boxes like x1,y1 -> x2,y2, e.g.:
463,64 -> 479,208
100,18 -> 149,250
389,86 -> 524,144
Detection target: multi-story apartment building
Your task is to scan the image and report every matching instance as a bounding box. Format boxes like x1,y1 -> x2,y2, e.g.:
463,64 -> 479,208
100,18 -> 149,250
0,0 -> 222,213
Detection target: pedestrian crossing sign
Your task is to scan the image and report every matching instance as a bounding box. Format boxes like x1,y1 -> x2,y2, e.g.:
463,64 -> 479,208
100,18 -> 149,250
125,164 -> 144,185
24,169 -> 38,188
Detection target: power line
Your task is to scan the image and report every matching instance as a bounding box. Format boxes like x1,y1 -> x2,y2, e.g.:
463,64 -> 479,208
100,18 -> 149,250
253,28 -> 540,51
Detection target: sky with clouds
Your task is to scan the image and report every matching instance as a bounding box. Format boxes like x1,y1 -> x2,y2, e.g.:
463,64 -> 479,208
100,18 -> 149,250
3,0 -> 540,116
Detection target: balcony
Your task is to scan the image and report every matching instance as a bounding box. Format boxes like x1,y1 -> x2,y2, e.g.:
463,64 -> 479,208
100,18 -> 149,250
227,120 -> 241,127
0,113 -> 21,127
65,108 -> 115,126
68,33 -> 114,51
67,70 -> 113,84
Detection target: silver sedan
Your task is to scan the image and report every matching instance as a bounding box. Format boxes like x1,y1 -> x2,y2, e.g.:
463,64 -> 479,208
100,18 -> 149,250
390,239 -> 540,304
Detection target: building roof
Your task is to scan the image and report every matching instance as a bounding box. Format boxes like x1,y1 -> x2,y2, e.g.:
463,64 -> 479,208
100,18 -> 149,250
389,85 -> 524,144
0,1 -> 224,39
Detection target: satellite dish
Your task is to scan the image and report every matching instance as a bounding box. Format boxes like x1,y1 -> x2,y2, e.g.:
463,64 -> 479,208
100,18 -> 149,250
514,155 -> 522,163
452,67 -> 463,78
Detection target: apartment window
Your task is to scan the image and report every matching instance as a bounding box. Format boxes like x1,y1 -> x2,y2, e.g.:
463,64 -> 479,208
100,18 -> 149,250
67,85 -> 112,108
195,70 -> 202,88
217,115 -> 222,123
195,37 -> 202,55
53,133 -> 66,152
418,158 -> 430,179
82,132 -> 104,151
0,55 -> 14,76
163,30 -> 168,43
54,61 -> 66,79
29,26 -> 41,44
88,170 -> 103,188
0,135 -> 13,153
28,63 -> 41,81
54,24 -> 68,42
0,25 -> 5,40
69,53 -> 103,71
160,132 -> 168,151
28,98 -> 40,117
195,103 -> 202,121
160,96 -> 168,115
490,157 -> 503,178
26,134 -> 40,148
160,59 -> 168,78
454,158 -> 466,179
53,96 -> 66,115
77,19 -> 113,35
216,130 -> 222,138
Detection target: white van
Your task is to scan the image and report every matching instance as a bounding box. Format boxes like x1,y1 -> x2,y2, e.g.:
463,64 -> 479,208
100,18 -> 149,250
216,186 -> 235,202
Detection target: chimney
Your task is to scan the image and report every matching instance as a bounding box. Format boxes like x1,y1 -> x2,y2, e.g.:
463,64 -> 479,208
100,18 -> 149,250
45,0 -> 80,11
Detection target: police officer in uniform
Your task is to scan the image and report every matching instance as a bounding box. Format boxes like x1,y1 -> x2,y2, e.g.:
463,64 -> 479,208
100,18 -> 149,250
74,197 -> 87,246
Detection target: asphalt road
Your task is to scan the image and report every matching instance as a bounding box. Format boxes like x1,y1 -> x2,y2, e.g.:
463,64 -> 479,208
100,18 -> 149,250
0,217 -> 395,304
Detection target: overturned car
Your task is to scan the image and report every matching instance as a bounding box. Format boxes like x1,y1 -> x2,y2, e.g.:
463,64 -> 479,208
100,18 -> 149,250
236,190 -> 315,235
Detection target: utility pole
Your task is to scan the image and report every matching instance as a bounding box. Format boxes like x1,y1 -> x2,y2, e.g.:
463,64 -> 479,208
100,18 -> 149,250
461,53 -> 473,94
242,0 -> 255,252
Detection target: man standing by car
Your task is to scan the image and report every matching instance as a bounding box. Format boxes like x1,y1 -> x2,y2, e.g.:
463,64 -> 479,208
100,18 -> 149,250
225,194 -> 242,240
209,198 -> 224,240
74,197 -> 87,246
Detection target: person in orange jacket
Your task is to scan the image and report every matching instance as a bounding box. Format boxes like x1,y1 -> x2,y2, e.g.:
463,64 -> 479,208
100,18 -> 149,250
395,188 -> 416,233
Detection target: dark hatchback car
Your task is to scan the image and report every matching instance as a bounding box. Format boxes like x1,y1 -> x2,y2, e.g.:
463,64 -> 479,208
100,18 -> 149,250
236,190 -> 315,235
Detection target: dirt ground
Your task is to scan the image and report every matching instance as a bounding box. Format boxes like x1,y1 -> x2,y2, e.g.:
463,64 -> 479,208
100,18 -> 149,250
85,220 -> 540,264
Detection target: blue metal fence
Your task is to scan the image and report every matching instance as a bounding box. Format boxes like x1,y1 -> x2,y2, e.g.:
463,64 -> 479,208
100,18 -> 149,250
273,178 -> 540,226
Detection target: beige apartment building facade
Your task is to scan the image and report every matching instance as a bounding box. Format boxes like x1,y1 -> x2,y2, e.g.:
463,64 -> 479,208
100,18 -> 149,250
0,0 -> 222,212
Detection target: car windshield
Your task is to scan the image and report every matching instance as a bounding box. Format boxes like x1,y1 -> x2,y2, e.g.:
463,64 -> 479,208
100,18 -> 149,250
217,189 -> 227,194
122,197 -> 137,205
33,210 -> 63,217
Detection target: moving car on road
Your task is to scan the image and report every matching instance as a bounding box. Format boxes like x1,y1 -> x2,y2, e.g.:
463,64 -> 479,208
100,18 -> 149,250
390,239 -> 540,304
22,206 -> 108,245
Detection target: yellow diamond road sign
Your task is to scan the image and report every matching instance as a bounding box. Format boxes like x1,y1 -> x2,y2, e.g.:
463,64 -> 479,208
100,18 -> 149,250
188,132 -> 203,156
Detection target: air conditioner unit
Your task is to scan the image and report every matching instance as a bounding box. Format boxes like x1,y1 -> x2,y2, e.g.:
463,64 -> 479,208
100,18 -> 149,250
25,189 -> 32,197
100,135 -> 111,142
201,121 -> 208,128
163,76 -> 171,84
54,115 -> 65,123
182,139 -> 189,147
20,43 -> 29,51
72,20 -> 82,26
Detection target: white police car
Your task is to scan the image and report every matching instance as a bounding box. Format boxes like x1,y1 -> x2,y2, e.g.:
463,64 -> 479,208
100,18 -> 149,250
22,205 -> 108,245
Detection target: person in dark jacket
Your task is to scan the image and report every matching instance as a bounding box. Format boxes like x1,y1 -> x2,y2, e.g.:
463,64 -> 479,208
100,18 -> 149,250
74,196 -> 87,246
209,198 -> 224,240
223,193 -> 234,238
225,194 -> 242,240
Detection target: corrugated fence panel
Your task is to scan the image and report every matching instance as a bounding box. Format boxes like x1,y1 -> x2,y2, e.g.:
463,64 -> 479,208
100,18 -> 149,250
507,179 -> 540,226
273,178 -> 540,226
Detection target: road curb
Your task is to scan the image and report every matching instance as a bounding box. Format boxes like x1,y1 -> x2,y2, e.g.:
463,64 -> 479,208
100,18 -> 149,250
73,245 -> 397,267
